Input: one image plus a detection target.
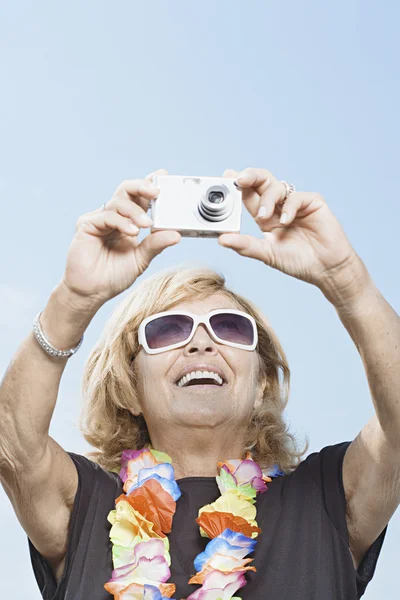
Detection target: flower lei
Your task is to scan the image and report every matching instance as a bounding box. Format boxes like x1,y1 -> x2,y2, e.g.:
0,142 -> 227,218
104,446 -> 284,599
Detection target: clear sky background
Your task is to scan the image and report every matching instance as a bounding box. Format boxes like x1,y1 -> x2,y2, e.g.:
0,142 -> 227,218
0,1 -> 399,598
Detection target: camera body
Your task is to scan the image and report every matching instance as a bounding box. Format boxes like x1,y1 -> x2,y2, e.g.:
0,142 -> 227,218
149,175 -> 242,238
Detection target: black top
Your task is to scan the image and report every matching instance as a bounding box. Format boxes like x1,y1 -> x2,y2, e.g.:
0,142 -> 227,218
28,441 -> 387,600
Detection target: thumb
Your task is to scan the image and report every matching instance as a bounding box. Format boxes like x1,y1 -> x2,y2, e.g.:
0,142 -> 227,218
223,168 -> 239,178
137,230 -> 181,268
218,232 -> 273,264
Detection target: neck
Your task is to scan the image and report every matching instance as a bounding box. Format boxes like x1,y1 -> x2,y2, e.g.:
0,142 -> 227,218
147,426 -> 249,480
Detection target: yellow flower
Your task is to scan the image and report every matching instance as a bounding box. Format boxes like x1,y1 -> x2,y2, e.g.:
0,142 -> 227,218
198,490 -> 257,527
107,498 -> 165,549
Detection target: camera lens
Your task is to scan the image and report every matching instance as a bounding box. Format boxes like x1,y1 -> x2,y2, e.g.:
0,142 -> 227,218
208,190 -> 225,204
198,184 -> 234,222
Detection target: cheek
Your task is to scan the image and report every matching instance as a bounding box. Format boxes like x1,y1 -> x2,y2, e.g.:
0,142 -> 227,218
226,349 -> 260,383
135,354 -> 173,393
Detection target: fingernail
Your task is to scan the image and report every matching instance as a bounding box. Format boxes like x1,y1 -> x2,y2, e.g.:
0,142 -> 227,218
257,205 -> 266,218
137,214 -> 153,226
280,212 -> 288,224
129,224 -> 140,233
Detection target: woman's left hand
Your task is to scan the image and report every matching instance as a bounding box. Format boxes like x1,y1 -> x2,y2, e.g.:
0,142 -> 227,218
218,167 -> 361,290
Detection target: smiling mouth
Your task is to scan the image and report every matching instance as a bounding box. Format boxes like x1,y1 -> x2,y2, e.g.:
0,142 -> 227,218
175,378 -> 227,388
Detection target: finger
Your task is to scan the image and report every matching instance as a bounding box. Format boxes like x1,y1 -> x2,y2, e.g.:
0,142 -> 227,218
136,230 -> 181,271
107,192 -> 149,215
235,167 -> 276,193
234,168 -> 277,219
146,168 -> 169,182
221,168 -> 259,217
77,210 -> 140,237
223,168 -> 239,178
277,191 -> 317,225
115,178 -> 160,199
112,196 -> 154,229
218,232 -> 272,263
256,180 -> 286,220
108,178 -> 160,213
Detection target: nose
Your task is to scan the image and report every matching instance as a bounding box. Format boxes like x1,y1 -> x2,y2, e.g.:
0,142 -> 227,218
183,323 -> 218,355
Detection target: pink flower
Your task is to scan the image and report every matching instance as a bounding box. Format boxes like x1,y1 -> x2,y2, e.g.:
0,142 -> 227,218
186,570 -> 246,600
120,448 -> 160,485
104,539 -> 170,596
218,456 -> 269,493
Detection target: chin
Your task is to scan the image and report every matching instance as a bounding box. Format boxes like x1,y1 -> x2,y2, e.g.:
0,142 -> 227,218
172,406 -> 230,429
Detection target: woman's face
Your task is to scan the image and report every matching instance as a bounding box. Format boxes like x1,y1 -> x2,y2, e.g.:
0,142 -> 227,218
132,293 -> 265,438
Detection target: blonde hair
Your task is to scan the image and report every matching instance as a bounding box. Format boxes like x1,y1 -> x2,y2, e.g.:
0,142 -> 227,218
80,264 -> 309,474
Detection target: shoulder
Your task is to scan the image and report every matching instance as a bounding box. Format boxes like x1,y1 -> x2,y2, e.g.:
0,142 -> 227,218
66,452 -> 122,497
262,441 -> 352,513
298,441 -> 352,481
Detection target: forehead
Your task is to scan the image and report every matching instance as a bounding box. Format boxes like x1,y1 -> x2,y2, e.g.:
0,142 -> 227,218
169,293 -> 239,315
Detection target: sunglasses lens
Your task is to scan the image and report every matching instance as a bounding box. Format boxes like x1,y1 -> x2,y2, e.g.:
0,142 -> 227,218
145,314 -> 194,349
210,313 -> 255,346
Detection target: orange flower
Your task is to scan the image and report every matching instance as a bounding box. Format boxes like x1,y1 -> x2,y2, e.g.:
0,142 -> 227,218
112,496 -> 162,542
104,581 -> 176,598
124,478 -> 176,536
196,511 -> 261,539
188,556 -> 256,584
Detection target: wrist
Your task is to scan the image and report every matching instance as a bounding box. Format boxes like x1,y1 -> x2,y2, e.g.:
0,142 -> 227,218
40,282 -> 102,351
318,253 -> 373,311
58,279 -> 106,314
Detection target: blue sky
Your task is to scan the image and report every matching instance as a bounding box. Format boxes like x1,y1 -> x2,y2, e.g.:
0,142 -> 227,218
0,1 -> 399,597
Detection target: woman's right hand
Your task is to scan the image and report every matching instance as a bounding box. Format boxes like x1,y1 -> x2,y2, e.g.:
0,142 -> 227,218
61,169 -> 181,308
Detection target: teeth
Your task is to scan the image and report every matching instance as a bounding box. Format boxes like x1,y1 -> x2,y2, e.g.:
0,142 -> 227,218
177,370 -> 224,387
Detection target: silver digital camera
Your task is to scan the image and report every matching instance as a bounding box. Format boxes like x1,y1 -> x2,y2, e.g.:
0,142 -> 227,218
149,175 -> 242,238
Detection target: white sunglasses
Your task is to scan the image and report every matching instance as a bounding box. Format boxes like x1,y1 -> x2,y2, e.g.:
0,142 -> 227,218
138,309 -> 258,354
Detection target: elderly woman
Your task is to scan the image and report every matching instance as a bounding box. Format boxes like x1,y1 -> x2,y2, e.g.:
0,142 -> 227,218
0,167 -> 398,600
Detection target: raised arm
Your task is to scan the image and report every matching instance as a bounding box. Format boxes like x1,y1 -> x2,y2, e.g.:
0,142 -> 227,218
0,282 -> 98,472
331,269 -> 400,569
0,169 -> 181,583
217,166 -> 400,569
0,283 -> 101,581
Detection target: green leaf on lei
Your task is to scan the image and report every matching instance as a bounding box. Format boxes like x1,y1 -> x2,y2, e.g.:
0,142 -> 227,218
216,468 -> 257,502
149,448 -> 172,463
